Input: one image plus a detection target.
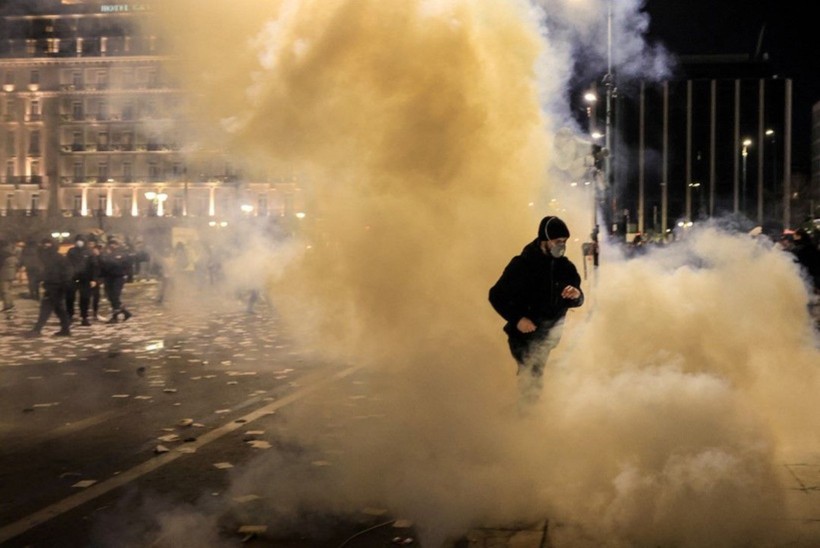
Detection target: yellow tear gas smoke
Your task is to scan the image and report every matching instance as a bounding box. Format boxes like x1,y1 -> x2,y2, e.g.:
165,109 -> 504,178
159,0 -> 551,368
145,1 -> 820,546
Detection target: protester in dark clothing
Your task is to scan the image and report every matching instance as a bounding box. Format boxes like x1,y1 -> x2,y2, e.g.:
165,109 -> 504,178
87,238 -> 104,320
65,234 -> 99,326
100,237 -> 133,323
29,238 -> 73,336
0,240 -> 19,312
791,228 -> 820,294
489,216 -> 584,405
20,239 -> 43,301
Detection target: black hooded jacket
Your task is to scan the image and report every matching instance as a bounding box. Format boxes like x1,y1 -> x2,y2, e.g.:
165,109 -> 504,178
489,239 -> 584,339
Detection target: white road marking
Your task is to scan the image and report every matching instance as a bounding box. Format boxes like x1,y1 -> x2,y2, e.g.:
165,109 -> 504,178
0,363 -> 362,544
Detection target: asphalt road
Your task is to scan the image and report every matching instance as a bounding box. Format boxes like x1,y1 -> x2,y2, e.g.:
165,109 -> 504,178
0,280 -> 443,548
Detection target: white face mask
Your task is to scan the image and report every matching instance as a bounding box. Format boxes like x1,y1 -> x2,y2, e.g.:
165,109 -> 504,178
549,242 -> 566,258
75,240 -> 85,248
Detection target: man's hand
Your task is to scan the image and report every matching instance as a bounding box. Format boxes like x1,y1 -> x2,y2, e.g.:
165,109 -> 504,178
561,285 -> 581,300
516,317 -> 537,333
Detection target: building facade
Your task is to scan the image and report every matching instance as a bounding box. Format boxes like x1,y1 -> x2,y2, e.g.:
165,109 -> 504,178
0,0 -> 304,241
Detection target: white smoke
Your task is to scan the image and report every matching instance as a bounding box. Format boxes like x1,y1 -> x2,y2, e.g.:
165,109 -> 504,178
126,2 -> 820,547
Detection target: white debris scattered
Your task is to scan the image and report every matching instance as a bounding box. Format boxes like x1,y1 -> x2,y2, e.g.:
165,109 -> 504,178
154,445 -> 170,454
72,480 -> 97,488
247,440 -> 271,449
213,462 -> 234,469
238,525 -> 267,535
178,418 -> 194,427
232,494 -> 261,504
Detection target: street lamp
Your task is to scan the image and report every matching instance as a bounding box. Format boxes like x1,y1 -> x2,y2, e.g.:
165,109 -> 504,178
741,138 -> 752,216
688,182 -> 702,219
765,129 -> 777,218
145,190 -> 168,216
584,88 -> 600,242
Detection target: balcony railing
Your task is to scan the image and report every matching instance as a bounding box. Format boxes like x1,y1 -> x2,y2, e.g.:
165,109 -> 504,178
0,175 -> 43,186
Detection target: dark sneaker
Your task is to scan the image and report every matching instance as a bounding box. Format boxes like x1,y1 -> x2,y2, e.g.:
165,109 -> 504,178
54,330 -> 71,337
106,316 -> 119,324
80,318 -> 91,326
25,330 -> 42,338
122,310 -> 133,322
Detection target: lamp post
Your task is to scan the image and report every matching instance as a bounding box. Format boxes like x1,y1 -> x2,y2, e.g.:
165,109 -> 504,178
765,129 -> 777,219
741,138 -> 752,217
145,190 -> 168,217
584,89 -> 599,233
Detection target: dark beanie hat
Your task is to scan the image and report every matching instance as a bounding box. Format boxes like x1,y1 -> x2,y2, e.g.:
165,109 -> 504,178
538,216 -> 570,241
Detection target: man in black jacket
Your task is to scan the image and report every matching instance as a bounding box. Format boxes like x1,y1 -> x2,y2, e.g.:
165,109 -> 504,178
100,237 -> 133,323
29,237 -> 73,336
489,216 -> 584,405
65,234 -> 99,326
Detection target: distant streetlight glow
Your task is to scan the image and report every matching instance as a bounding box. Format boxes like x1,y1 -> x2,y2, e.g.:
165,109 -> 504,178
741,138 -> 752,215
144,190 -> 168,216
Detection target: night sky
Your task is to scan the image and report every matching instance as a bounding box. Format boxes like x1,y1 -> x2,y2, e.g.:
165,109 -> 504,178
643,0 -> 818,173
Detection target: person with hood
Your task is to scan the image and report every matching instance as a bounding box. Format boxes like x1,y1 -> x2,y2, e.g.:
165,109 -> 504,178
29,237 -> 73,336
489,216 -> 584,405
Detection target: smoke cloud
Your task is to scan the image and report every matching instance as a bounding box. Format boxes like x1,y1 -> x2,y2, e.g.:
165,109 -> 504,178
131,1 -> 820,546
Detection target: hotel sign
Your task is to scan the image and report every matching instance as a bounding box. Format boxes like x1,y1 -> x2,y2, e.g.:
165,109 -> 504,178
100,4 -> 150,12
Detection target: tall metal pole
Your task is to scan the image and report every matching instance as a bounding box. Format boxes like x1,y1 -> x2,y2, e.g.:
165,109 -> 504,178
783,79 -> 793,228
709,80 -> 716,217
733,80 -> 740,214
742,142 -> 748,216
604,0 -> 613,227
662,81 -> 669,237
685,80 -> 692,222
638,81 -> 645,234
757,79 -> 765,224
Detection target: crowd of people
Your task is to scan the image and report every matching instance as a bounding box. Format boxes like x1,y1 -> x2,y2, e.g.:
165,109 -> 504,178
0,233 -> 135,337
0,228 -> 270,336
